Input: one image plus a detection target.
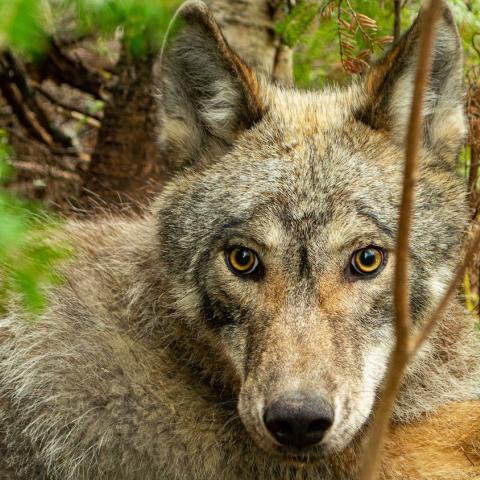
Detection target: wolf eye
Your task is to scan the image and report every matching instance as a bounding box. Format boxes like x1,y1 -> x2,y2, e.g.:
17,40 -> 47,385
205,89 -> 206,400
351,247 -> 384,277
226,246 -> 259,276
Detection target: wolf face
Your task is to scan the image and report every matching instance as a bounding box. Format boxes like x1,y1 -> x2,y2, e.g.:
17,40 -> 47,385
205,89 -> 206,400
156,0 -> 467,461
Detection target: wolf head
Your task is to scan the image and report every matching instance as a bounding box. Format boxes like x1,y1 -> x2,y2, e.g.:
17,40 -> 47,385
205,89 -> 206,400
155,0 -> 467,461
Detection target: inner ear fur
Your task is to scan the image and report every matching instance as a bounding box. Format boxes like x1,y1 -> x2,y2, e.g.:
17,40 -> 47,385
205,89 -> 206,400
357,2 -> 466,163
157,0 -> 264,176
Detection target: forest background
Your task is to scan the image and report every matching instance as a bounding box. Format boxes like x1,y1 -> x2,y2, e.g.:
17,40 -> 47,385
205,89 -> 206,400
0,0 -> 478,316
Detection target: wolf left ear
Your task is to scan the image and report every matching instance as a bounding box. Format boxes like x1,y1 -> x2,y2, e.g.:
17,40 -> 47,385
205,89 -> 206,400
157,0 -> 264,175
358,3 -> 466,162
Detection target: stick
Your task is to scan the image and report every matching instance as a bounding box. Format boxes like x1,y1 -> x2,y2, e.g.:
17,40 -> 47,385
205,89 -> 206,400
358,2 -> 442,479
393,0 -> 402,43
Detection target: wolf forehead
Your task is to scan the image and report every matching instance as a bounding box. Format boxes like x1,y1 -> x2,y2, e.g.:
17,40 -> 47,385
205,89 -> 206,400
164,107 -> 393,216
160,106 -> 448,254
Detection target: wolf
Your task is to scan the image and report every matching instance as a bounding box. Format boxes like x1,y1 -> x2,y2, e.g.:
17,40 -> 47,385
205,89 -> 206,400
0,1 -> 479,479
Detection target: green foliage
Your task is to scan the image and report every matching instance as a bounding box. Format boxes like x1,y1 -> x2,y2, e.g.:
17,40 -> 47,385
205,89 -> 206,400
279,0 -> 395,87
0,131 -> 71,315
70,0 -> 180,56
0,0 -> 181,59
276,1 -> 327,48
0,0 -> 49,59
278,0 -> 480,88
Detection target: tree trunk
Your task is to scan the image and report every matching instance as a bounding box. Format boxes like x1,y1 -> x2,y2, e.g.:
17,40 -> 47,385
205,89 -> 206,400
81,47 -> 162,211
208,0 -> 293,83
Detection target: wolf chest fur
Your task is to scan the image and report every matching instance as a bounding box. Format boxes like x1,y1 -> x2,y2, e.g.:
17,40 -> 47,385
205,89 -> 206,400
0,1 -> 479,479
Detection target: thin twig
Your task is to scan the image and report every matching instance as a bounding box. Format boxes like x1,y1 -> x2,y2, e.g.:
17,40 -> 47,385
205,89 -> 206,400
0,72 -> 54,146
472,33 -> 480,58
34,84 -> 102,127
34,84 -> 102,121
337,0 -> 345,69
358,2 -> 443,479
271,0 -> 294,84
39,39 -> 106,100
345,0 -> 375,47
393,0 -> 401,43
8,160 -> 82,183
0,52 -> 73,148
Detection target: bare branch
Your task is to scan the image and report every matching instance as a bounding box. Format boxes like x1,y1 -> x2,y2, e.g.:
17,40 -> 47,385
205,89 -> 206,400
0,52 -> 73,149
358,2 -> 443,479
9,160 -> 82,183
272,44 -> 293,84
35,39 -> 106,100
271,0 -> 294,84
393,0 -> 401,43
0,71 -> 54,146
34,84 -> 102,127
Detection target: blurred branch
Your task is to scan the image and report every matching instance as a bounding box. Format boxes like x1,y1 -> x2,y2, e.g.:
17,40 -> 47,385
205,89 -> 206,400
359,1 -> 443,479
472,32 -> 480,58
0,52 -> 73,149
272,44 -> 293,83
393,0 -> 401,43
34,84 -> 102,127
35,39 -> 106,100
467,71 -> 479,218
272,0 -> 294,84
469,143 -> 479,214
9,160 -> 82,183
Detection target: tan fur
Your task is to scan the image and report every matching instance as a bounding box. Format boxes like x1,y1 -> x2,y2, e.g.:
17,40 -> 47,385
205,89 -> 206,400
384,401 -> 480,479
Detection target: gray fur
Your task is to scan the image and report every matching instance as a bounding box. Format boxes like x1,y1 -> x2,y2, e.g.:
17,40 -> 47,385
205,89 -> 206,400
1,1 -> 479,478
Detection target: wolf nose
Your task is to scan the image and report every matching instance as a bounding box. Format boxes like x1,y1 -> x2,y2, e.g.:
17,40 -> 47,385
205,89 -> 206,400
263,393 -> 334,448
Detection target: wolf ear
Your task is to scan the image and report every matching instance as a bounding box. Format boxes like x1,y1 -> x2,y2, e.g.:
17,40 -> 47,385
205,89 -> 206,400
358,3 -> 466,162
157,0 -> 264,175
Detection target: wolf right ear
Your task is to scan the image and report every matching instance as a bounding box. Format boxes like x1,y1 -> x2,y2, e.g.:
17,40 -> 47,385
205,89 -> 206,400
358,2 -> 466,163
157,1 -> 264,176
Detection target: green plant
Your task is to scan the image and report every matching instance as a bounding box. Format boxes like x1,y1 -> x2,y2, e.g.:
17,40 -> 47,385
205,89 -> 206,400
0,130 -> 71,314
0,0 -> 180,59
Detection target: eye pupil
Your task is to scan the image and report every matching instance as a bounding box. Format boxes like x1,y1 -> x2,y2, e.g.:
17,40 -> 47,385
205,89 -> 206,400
360,249 -> 376,266
352,246 -> 384,277
235,249 -> 251,266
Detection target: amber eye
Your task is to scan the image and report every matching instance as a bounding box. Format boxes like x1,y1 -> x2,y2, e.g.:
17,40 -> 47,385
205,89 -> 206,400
351,247 -> 384,277
226,246 -> 259,276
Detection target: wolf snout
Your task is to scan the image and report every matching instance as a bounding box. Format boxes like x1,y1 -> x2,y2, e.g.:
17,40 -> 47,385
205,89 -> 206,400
263,392 -> 334,448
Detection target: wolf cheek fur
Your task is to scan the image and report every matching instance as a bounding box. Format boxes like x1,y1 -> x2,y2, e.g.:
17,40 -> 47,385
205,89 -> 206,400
1,1 -> 479,479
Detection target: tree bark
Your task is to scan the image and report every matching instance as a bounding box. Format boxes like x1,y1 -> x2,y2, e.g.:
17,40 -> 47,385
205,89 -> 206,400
81,47 -> 162,211
208,0 -> 293,84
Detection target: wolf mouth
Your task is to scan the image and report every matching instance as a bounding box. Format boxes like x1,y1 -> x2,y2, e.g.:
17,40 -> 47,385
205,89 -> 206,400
276,452 -> 326,466
263,443 -> 330,464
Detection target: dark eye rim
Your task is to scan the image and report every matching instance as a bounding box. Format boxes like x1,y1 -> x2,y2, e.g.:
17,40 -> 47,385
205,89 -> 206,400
349,246 -> 386,278
225,246 -> 262,278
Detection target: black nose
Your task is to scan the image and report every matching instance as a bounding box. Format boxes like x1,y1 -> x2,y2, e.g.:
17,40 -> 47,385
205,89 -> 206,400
263,393 -> 334,448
